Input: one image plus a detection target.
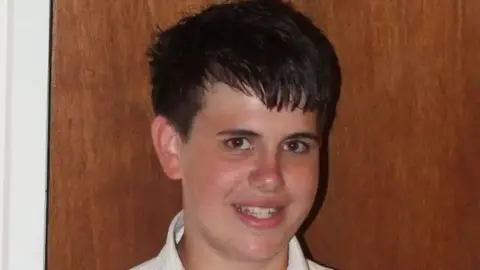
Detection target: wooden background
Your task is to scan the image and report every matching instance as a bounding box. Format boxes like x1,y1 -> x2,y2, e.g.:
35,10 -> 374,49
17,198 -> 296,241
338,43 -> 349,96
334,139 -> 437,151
47,0 -> 480,269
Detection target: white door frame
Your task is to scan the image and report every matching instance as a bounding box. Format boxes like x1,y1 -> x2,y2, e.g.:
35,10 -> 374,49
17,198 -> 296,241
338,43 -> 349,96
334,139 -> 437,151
0,0 -> 51,269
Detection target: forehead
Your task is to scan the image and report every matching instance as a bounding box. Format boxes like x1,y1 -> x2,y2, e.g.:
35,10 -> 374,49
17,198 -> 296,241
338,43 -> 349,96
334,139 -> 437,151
195,82 -> 318,132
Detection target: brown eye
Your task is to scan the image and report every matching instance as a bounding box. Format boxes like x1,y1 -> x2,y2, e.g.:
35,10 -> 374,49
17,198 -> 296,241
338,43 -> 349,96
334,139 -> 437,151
283,140 -> 309,153
224,137 -> 252,150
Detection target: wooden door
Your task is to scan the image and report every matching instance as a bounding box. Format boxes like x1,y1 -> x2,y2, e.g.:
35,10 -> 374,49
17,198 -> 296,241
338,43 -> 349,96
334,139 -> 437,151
47,0 -> 480,269
297,1 -> 480,269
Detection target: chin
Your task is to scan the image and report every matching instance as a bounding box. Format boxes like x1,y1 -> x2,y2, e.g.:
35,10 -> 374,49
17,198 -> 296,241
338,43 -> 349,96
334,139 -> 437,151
234,236 -> 288,262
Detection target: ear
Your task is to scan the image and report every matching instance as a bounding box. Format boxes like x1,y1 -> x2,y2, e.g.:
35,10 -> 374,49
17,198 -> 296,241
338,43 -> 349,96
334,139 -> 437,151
151,116 -> 183,180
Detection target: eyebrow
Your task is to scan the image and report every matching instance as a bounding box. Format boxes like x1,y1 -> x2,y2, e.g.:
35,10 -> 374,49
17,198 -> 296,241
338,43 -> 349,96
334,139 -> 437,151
285,132 -> 321,144
216,129 -> 260,137
216,129 -> 320,143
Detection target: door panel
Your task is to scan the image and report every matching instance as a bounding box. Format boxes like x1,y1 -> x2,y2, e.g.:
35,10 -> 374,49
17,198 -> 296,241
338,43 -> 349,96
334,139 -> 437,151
294,1 -> 480,269
48,0 -> 480,269
48,1 -> 184,269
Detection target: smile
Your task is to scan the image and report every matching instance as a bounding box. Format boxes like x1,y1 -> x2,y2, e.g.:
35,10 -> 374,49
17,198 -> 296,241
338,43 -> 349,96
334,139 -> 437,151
238,206 -> 279,219
233,204 -> 285,229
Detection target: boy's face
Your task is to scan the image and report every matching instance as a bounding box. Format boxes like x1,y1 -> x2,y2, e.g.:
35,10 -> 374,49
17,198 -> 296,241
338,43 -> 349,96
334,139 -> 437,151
153,82 -> 320,263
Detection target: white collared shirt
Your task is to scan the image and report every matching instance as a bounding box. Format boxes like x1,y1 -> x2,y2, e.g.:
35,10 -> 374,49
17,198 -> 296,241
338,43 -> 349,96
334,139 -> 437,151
130,211 -> 331,270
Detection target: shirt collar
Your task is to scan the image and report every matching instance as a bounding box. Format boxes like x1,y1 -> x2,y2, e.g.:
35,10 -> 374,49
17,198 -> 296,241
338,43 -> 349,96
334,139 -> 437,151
156,211 -> 311,270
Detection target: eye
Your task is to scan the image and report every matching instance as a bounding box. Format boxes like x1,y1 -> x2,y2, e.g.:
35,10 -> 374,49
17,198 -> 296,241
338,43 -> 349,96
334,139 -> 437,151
283,140 -> 309,153
224,137 -> 252,150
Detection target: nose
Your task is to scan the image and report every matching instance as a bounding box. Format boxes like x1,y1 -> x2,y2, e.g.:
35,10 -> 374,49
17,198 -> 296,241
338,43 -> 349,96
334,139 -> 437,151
248,153 -> 285,193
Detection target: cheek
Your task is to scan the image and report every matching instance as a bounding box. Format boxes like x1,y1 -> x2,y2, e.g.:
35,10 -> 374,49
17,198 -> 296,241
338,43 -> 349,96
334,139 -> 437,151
181,149 -> 249,203
284,157 -> 319,199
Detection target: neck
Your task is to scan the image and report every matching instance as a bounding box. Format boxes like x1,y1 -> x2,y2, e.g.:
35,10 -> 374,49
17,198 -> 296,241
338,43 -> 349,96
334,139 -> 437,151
177,232 -> 289,270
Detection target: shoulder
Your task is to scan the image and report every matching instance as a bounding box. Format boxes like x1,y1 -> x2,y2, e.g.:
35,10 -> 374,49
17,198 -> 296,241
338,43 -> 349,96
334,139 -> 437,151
307,259 -> 335,270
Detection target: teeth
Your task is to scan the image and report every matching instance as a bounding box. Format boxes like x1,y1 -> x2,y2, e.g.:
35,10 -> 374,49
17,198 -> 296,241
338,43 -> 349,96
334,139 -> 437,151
238,206 -> 279,219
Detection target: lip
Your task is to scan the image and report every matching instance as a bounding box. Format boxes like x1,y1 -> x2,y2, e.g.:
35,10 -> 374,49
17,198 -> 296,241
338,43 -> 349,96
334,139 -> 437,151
232,202 -> 286,229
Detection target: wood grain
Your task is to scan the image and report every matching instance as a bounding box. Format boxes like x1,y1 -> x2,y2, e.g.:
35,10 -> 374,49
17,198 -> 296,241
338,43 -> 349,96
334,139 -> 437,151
295,0 -> 480,269
48,1 -> 184,269
48,0 -> 480,269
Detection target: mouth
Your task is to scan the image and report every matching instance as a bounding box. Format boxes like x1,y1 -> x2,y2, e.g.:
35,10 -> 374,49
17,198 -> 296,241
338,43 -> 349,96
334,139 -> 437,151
235,205 -> 280,219
232,204 -> 285,229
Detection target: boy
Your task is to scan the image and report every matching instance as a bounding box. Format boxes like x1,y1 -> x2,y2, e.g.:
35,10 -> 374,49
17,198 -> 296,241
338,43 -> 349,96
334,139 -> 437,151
132,0 -> 340,269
